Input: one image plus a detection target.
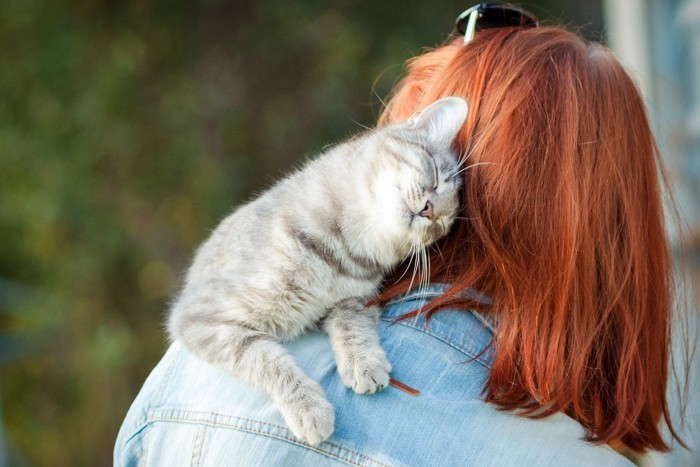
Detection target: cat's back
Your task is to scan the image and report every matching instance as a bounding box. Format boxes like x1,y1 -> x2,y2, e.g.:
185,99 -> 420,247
187,183 -> 289,278
190,135 -> 374,272
186,138 -> 377,296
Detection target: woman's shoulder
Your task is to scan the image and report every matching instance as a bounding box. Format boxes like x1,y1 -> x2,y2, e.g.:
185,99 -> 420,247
114,285 -> 633,466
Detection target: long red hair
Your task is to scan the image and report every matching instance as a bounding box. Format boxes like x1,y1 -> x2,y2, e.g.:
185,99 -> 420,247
378,27 -> 681,453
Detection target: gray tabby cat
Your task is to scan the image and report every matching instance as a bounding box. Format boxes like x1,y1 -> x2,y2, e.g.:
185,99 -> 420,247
167,96 -> 468,445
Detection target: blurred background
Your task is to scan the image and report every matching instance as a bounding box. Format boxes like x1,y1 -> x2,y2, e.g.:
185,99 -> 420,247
0,0 -> 697,465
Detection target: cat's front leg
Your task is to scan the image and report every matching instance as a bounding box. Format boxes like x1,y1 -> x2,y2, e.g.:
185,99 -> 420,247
213,332 -> 335,444
324,298 -> 392,394
170,308 -> 334,445
276,373 -> 335,446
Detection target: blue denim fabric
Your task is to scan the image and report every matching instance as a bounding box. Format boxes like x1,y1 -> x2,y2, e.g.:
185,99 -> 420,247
115,285 -> 632,466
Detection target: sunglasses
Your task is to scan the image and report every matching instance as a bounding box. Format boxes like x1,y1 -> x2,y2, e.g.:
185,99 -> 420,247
455,2 -> 539,44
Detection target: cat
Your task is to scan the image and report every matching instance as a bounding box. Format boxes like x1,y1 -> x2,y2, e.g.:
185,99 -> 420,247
167,96 -> 469,445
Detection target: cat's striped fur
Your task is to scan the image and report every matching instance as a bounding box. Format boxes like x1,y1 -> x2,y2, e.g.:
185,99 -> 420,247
167,97 -> 468,445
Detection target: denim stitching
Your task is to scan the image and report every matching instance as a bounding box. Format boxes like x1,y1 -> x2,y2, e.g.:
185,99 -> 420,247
381,318 -> 492,369
142,422 -> 151,467
149,408 -> 288,431
119,346 -> 184,453
190,423 -> 206,466
382,286 -> 495,367
385,285 -> 495,334
146,408 -> 391,467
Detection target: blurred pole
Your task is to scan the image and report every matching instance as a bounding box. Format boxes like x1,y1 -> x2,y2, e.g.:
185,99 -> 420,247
602,0 -> 652,102
604,1 -> 700,467
0,397 -> 6,467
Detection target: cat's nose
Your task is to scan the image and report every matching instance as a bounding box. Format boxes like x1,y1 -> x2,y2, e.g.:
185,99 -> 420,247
419,200 -> 434,220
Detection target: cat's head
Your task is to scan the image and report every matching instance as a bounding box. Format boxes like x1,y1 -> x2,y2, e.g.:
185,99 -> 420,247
369,97 -> 468,260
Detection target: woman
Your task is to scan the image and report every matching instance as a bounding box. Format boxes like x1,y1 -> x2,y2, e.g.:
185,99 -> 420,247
115,4 -> 681,465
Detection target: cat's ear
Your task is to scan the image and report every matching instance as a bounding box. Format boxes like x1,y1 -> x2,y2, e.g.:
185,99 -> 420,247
409,97 -> 468,148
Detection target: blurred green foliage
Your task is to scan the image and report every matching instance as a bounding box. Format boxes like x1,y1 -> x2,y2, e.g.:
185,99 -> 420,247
0,0 -> 600,465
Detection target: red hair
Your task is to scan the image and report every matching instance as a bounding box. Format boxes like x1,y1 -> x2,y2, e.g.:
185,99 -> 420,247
378,27 -> 681,453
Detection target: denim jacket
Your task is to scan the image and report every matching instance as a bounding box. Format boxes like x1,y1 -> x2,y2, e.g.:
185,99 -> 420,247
114,285 -> 632,466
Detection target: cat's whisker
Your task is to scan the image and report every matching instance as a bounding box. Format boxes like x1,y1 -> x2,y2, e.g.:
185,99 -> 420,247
397,238 -> 423,296
400,234 -> 418,262
417,248 -> 424,294
372,89 -> 396,123
395,243 -> 417,285
406,240 -> 422,295
398,237 -> 411,256
349,117 -> 372,132
446,154 -> 482,179
454,146 -> 474,168
455,151 -> 472,170
430,240 -> 446,263
409,240 -> 426,296
453,161 -> 498,177
421,245 -> 430,292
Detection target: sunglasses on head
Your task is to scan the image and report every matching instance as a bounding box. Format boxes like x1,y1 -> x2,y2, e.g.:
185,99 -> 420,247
455,2 -> 539,44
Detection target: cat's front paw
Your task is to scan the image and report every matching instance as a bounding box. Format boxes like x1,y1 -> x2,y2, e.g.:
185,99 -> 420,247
338,347 -> 392,394
278,385 -> 335,445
